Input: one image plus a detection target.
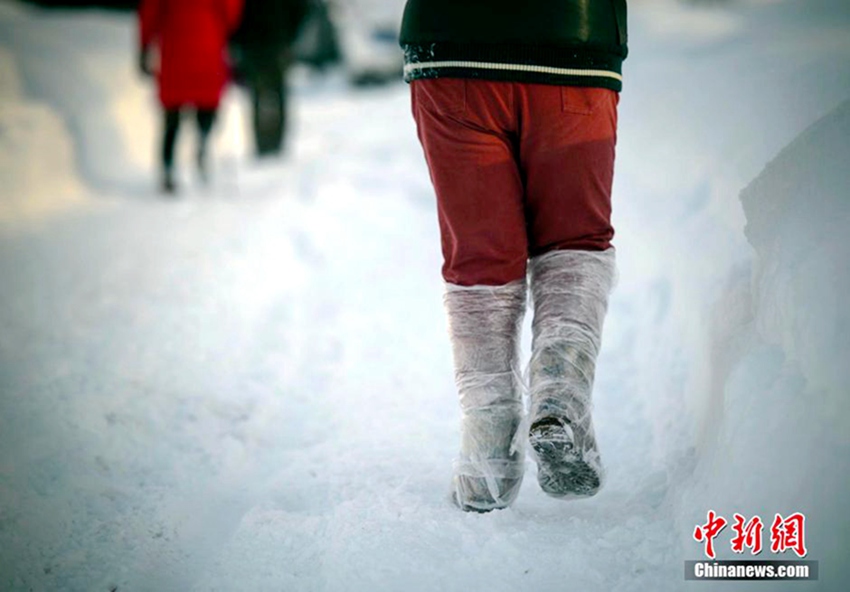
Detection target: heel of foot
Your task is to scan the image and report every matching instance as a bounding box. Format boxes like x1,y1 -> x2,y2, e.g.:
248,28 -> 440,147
529,417 -> 603,499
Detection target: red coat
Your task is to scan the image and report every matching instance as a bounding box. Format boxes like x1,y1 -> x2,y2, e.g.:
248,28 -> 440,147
139,0 -> 244,110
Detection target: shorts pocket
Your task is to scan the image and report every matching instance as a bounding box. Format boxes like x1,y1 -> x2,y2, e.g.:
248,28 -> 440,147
414,78 -> 467,116
561,87 -> 608,115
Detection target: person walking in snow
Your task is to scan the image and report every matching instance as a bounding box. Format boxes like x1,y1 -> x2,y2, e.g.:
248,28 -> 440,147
138,0 -> 244,193
230,0 -> 309,157
401,0 -> 628,511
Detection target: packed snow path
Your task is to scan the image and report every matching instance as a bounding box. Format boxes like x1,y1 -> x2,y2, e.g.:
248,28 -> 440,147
1,1 -> 849,591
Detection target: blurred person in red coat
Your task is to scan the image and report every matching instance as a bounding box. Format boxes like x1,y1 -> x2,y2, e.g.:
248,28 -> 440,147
139,0 -> 244,193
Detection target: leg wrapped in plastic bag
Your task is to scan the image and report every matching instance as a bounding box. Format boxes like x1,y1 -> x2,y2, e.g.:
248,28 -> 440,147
528,248 -> 616,499
445,280 -> 527,512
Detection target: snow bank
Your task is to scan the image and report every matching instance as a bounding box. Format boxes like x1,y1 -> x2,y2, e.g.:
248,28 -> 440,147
0,11 -> 88,230
0,1 -> 217,201
742,99 -> 850,396
676,98 -> 850,589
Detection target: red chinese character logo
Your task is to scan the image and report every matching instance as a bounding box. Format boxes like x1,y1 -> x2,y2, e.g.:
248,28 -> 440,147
770,513 -> 807,557
730,513 -> 764,555
693,510 -> 728,559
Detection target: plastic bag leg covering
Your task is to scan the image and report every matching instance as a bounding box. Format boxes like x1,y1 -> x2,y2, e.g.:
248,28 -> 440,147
528,248 -> 616,499
445,280 -> 527,512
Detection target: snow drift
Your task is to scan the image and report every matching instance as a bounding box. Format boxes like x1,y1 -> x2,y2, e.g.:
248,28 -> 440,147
676,97 -> 850,590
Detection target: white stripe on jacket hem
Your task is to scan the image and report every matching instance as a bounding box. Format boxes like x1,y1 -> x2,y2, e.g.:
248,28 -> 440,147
404,60 -> 623,82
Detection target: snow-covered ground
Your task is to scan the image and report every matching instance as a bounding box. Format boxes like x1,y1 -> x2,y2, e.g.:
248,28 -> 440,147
0,1 -> 848,590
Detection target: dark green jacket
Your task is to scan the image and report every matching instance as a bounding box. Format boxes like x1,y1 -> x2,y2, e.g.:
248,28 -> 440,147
400,0 -> 628,91
231,0 -> 309,51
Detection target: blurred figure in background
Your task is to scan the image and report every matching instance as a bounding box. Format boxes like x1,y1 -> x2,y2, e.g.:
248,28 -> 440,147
138,0 -> 244,193
291,0 -> 340,73
230,0 -> 309,157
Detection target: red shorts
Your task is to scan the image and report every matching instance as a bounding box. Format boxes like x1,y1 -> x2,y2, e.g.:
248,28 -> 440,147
412,79 -> 618,286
